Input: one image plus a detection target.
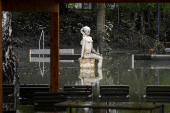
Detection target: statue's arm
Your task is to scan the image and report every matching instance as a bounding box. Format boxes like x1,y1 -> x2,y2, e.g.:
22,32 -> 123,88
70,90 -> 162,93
80,38 -> 85,59
91,42 -> 100,55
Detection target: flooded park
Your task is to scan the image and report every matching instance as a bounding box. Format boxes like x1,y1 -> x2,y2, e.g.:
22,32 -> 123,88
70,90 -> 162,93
4,48 -> 170,113
1,1 -> 170,113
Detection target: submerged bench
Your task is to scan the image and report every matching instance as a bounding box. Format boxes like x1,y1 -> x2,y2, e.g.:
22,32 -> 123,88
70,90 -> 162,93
100,85 -> 129,102
133,54 -> 170,61
146,85 -> 170,103
29,49 -> 80,62
3,84 -> 15,103
3,110 -> 16,113
34,92 -> 66,112
64,85 -> 92,101
20,84 -> 49,105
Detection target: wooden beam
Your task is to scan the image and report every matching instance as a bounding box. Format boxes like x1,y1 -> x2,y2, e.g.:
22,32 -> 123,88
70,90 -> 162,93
56,0 -> 169,3
1,0 -> 169,12
50,4 -> 60,92
2,0 -> 59,12
0,0 -> 3,112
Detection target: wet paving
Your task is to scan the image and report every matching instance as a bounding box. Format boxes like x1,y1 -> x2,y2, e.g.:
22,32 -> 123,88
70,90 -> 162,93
4,50 -> 170,113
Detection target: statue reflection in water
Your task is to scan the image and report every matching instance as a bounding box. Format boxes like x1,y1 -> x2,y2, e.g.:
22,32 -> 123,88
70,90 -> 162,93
79,68 -> 103,86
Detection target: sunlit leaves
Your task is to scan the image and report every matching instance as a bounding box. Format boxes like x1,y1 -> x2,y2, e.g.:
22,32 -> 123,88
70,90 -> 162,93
68,3 -> 76,9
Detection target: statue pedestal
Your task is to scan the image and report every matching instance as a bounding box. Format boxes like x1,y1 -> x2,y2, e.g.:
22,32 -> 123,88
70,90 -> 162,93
79,59 -> 95,68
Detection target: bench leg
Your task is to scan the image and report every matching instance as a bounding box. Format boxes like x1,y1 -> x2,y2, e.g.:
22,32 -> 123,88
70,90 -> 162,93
162,106 -> 164,113
150,110 -> 152,113
70,107 -> 72,113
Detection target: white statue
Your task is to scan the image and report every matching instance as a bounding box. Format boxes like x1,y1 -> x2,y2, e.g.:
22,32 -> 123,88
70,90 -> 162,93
79,26 -> 103,68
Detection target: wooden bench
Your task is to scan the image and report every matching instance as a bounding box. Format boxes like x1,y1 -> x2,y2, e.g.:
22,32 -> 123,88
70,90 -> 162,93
100,85 -> 129,102
20,84 -> 49,105
146,85 -> 170,103
34,92 -> 66,112
3,84 -> 15,103
64,85 -> 92,101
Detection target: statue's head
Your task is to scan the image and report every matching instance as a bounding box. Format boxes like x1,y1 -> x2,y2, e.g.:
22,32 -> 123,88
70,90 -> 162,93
81,26 -> 90,36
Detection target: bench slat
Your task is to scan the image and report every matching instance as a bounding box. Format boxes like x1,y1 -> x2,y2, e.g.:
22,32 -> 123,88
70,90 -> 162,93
101,92 -> 129,95
34,92 -> 66,95
35,96 -> 66,99
67,92 -> 92,95
101,89 -> 129,91
64,85 -> 92,88
35,100 -> 65,103
20,84 -> 49,87
146,89 -> 170,92
64,89 -> 92,91
100,85 -> 129,88
147,92 -> 170,95
30,49 -> 74,55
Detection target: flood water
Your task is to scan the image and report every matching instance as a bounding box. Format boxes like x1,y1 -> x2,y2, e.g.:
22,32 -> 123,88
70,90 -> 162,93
5,49 -> 170,113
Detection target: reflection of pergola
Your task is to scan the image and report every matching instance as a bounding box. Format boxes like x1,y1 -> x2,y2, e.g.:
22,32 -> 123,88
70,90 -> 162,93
0,0 -> 168,112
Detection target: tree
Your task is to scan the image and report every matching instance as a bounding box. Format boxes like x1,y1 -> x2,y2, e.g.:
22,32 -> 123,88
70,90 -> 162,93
2,11 -> 19,84
60,3 -> 68,15
92,3 -> 97,17
82,3 -> 84,14
133,3 -> 139,30
140,3 -> 145,33
97,3 -> 106,54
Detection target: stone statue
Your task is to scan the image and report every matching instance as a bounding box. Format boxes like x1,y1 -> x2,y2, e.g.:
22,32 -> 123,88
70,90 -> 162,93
79,26 -> 103,68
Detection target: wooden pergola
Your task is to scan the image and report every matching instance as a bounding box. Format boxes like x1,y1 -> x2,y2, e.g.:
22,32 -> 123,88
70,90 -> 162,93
0,0 -> 169,112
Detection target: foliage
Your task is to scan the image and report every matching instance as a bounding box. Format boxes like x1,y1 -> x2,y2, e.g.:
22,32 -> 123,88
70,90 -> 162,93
68,3 -> 76,8
11,3 -> 170,51
12,12 -> 50,34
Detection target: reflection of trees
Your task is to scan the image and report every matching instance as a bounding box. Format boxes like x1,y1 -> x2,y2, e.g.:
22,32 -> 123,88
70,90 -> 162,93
79,68 -> 103,86
2,11 -> 19,84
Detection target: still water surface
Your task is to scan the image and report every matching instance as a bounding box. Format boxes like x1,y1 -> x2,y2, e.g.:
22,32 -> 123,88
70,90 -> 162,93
16,50 -> 170,112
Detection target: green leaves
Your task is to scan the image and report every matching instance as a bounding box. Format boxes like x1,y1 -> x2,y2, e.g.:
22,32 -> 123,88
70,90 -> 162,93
68,3 -> 76,9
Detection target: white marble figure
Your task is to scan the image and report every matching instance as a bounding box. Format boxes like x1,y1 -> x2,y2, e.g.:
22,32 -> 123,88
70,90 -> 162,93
79,26 -> 103,68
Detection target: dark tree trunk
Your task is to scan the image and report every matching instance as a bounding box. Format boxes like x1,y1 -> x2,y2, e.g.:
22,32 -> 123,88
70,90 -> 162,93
118,3 -> 119,25
97,3 -> 106,54
92,3 -> 97,24
154,11 -> 158,37
59,3 -> 68,15
140,11 -> 145,32
2,11 -> 19,84
82,3 -> 84,14
140,4 -> 145,33
133,3 -> 139,30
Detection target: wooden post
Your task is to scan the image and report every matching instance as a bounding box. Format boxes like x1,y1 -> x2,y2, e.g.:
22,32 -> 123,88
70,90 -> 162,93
50,3 -> 60,92
0,0 -> 3,112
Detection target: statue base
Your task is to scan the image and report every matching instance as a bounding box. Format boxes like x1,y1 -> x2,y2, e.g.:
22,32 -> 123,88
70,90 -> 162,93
79,59 -> 95,68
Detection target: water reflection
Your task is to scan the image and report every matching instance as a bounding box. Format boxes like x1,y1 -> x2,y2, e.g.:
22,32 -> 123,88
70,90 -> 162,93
133,60 -> 170,69
14,53 -> 170,112
79,68 -> 103,86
